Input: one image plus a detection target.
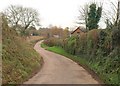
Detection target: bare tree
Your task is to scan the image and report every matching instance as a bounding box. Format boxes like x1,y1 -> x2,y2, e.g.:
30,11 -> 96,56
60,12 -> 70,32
4,5 -> 40,32
21,7 -> 40,31
77,4 -> 89,30
115,0 -> 120,26
104,0 -> 120,28
4,5 -> 22,26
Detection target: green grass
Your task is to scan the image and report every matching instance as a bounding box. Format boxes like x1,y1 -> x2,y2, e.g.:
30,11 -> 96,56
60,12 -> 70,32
41,43 -> 68,56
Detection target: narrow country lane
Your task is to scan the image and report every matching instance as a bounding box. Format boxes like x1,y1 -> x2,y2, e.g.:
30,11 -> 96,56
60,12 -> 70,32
24,41 -> 100,84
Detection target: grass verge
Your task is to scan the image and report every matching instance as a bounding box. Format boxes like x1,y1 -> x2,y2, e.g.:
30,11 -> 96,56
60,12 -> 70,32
2,26 -> 43,84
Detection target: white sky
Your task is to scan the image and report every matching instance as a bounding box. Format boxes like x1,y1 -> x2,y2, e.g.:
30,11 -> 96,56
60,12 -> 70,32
0,0 -> 117,29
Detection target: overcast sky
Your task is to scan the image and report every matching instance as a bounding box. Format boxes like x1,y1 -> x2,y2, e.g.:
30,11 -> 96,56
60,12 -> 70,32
0,0 -> 117,29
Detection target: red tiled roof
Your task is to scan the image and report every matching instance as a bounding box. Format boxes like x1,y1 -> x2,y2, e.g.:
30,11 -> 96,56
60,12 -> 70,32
71,26 -> 86,34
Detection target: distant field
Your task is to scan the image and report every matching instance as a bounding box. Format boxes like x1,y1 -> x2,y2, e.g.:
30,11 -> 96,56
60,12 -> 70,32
27,36 -> 44,43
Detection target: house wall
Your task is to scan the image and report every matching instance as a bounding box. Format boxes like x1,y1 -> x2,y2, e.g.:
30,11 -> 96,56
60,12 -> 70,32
72,29 -> 84,36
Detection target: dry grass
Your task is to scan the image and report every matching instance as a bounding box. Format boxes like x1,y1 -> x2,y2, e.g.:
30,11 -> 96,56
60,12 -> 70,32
2,27 -> 42,84
26,36 -> 44,43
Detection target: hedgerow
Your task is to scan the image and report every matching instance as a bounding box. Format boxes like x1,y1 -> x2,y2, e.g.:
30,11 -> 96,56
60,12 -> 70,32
43,28 -> 120,84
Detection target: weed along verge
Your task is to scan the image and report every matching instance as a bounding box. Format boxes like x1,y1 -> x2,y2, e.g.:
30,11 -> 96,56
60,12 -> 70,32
24,56 -> 44,83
